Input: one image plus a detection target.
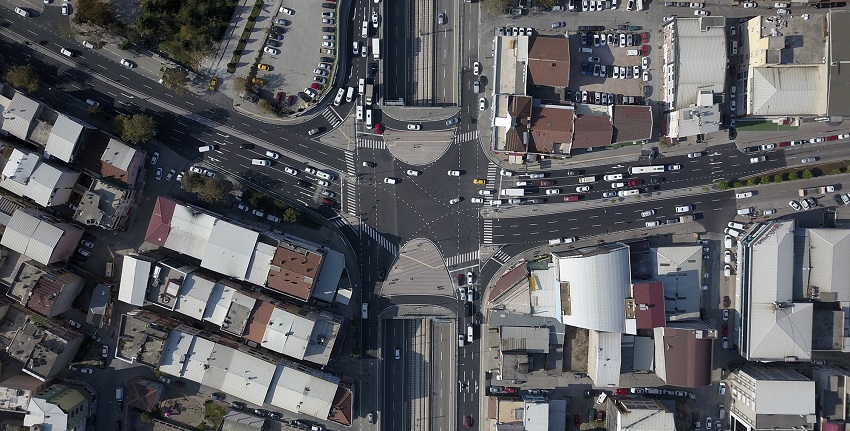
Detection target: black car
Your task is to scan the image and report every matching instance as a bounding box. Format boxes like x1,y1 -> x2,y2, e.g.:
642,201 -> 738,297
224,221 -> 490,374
649,147 -> 658,159
267,411 -> 283,420
580,62 -> 588,75
238,144 -> 254,149
297,180 -> 313,189
650,177 -> 665,185
729,128 -> 738,140
253,408 -> 268,417
377,267 -> 387,280
115,420 -> 122,431
212,392 -> 225,401
231,401 -> 246,410
566,169 -> 583,176
464,302 -> 473,317
322,26 -> 334,32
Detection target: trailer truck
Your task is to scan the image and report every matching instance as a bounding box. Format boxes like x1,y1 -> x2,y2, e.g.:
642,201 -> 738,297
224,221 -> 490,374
500,188 -> 527,197
371,37 -> 380,59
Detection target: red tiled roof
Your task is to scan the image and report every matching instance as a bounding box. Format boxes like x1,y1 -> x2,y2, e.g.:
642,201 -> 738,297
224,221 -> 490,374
266,247 -> 322,301
529,106 -> 574,153
144,197 -> 176,246
328,385 -> 353,426
243,301 -> 274,345
661,327 -> 712,387
572,115 -> 613,149
490,265 -> 529,302
527,36 -> 571,88
633,282 -> 666,329
613,105 -> 654,143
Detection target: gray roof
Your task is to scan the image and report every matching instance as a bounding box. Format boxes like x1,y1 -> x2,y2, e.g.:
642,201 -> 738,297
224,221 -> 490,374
828,10 -> 850,115
500,326 -> 550,353
587,330 -> 622,387
202,220 -> 259,279
100,139 -> 136,171
267,364 -> 339,420
1,209 -> 65,265
0,149 -> 79,207
163,204 -> 215,259
2,93 -> 41,140
118,256 -> 151,306
672,18 -> 727,109
45,116 -> 84,163
804,228 -> 850,301
175,273 -> 217,320
749,66 -> 827,116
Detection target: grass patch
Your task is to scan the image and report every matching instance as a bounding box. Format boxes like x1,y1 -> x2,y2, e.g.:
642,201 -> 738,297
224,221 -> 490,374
202,402 -> 225,430
225,0 -> 263,73
735,120 -> 798,132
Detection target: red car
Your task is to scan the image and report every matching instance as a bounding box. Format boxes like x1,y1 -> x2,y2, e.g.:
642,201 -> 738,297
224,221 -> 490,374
641,45 -> 649,56
540,180 -> 554,186
564,195 -> 580,202
311,83 -> 323,90
615,388 -> 629,395
723,296 -> 731,308
375,123 -> 383,134
778,141 -> 791,147
627,179 -> 643,187
641,32 -> 649,43
464,416 -> 473,428
321,198 -> 336,207
574,414 -> 581,426
505,387 -> 519,394
457,273 -> 465,286
826,135 -> 839,141
285,95 -> 296,106
274,92 -> 285,104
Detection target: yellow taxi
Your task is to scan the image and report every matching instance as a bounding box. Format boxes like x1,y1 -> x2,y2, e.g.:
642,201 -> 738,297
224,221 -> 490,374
208,77 -> 218,91
257,63 -> 271,71
473,178 -> 486,185
251,77 -> 265,86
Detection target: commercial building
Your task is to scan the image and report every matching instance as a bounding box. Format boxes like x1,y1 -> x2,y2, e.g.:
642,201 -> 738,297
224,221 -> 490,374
23,384 -> 89,431
6,261 -> 84,318
603,396 -> 676,430
0,208 -> 84,265
727,366 -> 815,430
0,148 -> 80,208
652,322 -> 715,387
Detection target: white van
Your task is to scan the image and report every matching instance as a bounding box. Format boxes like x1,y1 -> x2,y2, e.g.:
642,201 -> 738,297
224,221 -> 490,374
346,86 -> 355,103
725,235 -> 733,248
736,207 -> 753,216
198,145 -> 216,152
725,227 -> 741,238
365,109 -> 373,128
618,189 -> 640,197
603,174 -> 623,181
14,7 -> 29,17
728,221 -> 745,230
580,47 -> 593,53
316,170 -> 335,181
361,21 -> 369,38
251,158 -> 271,166
548,238 -> 565,245
356,106 -> 364,122
596,392 -> 608,404
361,303 -> 368,319
626,49 -> 640,56
466,324 -> 474,343
579,176 -> 597,183
333,88 -> 345,106
675,205 -> 693,213
358,78 -> 366,95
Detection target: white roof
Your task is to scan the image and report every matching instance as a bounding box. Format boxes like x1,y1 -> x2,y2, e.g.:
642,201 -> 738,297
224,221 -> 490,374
312,248 -> 344,303
531,267 -> 560,318
202,221 -> 259,279
587,330 -> 622,387
159,329 -> 276,406
175,274 -> 217,320
2,93 -> 41,140
245,242 -> 276,286
45,115 -> 84,163
118,255 -> 152,306
1,149 -> 79,207
24,398 -> 68,430
806,228 -> 850,301
556,244 -> 633,333
753,379 -> 815,415
524,402 -> 549,431
267,364 -> 339,419
164,204 -> 216,259
617,401 -> 676,430
750,66 -> 827,116
745,221 -> 813,361
101,139 -> 137,171
673,18 -> 727,109
1,209 -> 64,265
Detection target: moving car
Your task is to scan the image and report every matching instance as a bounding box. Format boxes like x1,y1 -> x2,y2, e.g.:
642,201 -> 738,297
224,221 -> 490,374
447,170 -> 461,176
120,59 -> 136,68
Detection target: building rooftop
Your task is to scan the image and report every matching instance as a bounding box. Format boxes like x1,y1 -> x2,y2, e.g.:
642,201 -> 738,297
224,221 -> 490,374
611,105 -> 653,143
267,244 -> 323,301
667,17 -> 727,109
100,138 -> 143,186
527,36 -> 571,88
571,115 -> 613,150
0,148 -> 79,207
44,115 -> 84,163
528,105 -> 574,154
0,208 -> 83,265
1,93 -> 42,141
499,326 -> 550,353
828,10 -> 850,115
633,282 -> 666,329
653,323 -> 714,387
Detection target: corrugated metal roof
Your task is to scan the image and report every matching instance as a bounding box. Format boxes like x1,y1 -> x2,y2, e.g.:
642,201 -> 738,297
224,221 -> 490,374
203,282 -> 235,325
556,244 -> 633,333
2,93 -> 41,140
745,221 -> 813,360
750,66 -> 827,116
164,204 -> 215,259
0,209 -> 62,265
806,228 -> 850,300
245,242 -> 275,287
587,330 -> 621,387
754,379 -> 815,414
268,364 -> 338,419
45,116 -> 84,163
2,148 -> 39,186
175,273 -> 217,320
828,11 -> 850,115
100,139 -> 137,171
617,401 -> 676,430
118,256 -> 151,306
202,221 -> 258,279
312,248 -> 344,303
28,163 -> 78,207
673,18 -> 727,108
263,307 -> 295,354
500,326 -> 550,353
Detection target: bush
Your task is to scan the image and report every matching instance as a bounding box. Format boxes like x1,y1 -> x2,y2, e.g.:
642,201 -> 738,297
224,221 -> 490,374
760,175 -> 771,184
788,171 -> 799,180
233,49 -> 242,56
716,181 -> 729,190
802,169 -> 814,180
830,168 -> 842,175
118,40 -> 131,50
746,178 -> 758,187
283,207 -> 301,223
732,181 -> 743,188
773,174 -> 783,183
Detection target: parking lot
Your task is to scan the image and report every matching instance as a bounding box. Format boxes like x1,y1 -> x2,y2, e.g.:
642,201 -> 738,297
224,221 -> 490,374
568,28 -> 649,105
253,0 -> 339,109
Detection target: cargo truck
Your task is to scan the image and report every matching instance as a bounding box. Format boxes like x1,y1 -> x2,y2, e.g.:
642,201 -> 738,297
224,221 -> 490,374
365,83 -> 374,105
799,185 -> 835,196
500,188 -> 527,196
371,37 -> 380,59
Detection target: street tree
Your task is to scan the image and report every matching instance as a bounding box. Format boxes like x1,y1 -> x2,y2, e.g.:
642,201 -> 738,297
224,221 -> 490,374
283,207 -> 301,223
197,176 -> 232,203
481,0 -> 513,17
161,68 -> 188,95
114,114 -> 157,145
4,64 -> 41,92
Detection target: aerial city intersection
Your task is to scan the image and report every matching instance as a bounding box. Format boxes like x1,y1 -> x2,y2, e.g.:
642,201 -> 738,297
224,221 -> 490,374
0,0 -> 847,430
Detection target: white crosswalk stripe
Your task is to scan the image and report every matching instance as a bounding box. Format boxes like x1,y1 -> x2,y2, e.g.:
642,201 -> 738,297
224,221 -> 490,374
486,164 -> 497,186
482,220 -> 493,244
454,130 -> 479,144
445,250 -> 480,268
361,223 -> 397,255
343,152 -> 357,216
357,138 -> 386,149
321,109 -> 342,128
491,249 -> 511,265
327,216 -> 347,228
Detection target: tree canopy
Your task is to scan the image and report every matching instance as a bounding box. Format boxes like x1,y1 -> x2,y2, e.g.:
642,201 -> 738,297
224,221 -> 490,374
4,64 -> 41,92
114,114 -> 157,145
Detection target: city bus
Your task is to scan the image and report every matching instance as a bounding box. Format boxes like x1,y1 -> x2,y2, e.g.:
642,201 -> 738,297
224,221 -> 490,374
628,165 -> 665,175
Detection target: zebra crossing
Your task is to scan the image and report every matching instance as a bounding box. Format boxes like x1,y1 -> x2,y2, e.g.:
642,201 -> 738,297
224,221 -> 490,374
454,130 -> 479,144
486,164 -> 498,186
343,152 -> 357,216
357,138 -> 386,149
482,220 -> 493,244
491,249 -> 512,266
361,223 -> 398,255
328,216 -> 347,229
445,250 -> 480,268
321,108 -> 342,129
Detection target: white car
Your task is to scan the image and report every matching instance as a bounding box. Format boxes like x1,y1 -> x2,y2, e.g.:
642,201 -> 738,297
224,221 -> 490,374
283,167 -> 299,176
322,18 -> 335,25
602,191 -> 616,198
479,98 -> 487,110
646,221 -> 660,227
742,1 -> 757,6
546,189 -> 562,195
150,152 -> 159,164
575,186 -> 590,193
694,9 -> 710,15
406,169 -> 421,176
735,191 -> 753,199
280,6 -> 294,14
120,58 -> 136,68
642,71 -> 650,82
264,47 -> 279,55
500,169 -> 515,177
802,157 -> 818,164
478,190 -> 494,196
448,170 -> 461,176
155,168 -> 163,180
640,210 -> 656,217
166,169 -> 175,181
449,197 -> 461,205
473,62 -> 481,75
407,124 -> 421,130
687,152 -> 702,159
642,57 -> 649,68
321,41 -> 334,48
611,182 -> 625,189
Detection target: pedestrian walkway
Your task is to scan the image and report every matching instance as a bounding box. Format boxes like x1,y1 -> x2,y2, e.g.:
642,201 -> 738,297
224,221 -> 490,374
486,164 -> 498,186
454,130 -> 479,144
327,215 -> 347,229
489,248 -> 512,266
343,152 -> 358,216
445,251 -> 480,268
358,138 -> 387,149
321,108 -> 343,129
482,220 -> 494,244
361,223 -> 398,255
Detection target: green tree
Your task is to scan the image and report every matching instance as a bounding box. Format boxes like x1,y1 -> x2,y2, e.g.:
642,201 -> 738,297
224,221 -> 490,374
802,169 -> 814,180
732,181 -> 743,188
4,64 -> 41,92
760,175 -> 771,184
716,181 -> 729,190
746,178 -> 758,187
75,0 -> 114,27
830,168 -> 842,175
196,176 -> 232,203
114,114 -> 157,144
536,0 -> 557,7
257,99 -> 275,114
140,412 -> 152,423
161,68 -> 188,95
481,0 -> 513,16
283,207 -> 301,223
788,171 -> 799,180
773,174 -> 783,183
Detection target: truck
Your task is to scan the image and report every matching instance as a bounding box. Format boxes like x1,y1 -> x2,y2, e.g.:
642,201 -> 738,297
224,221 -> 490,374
679,215 -> 695,223
626,49 -> 641,56
799,185 -> 835,196
371,37 -> 380,59
365,83 -> 374,105
500,188 -> 527,197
